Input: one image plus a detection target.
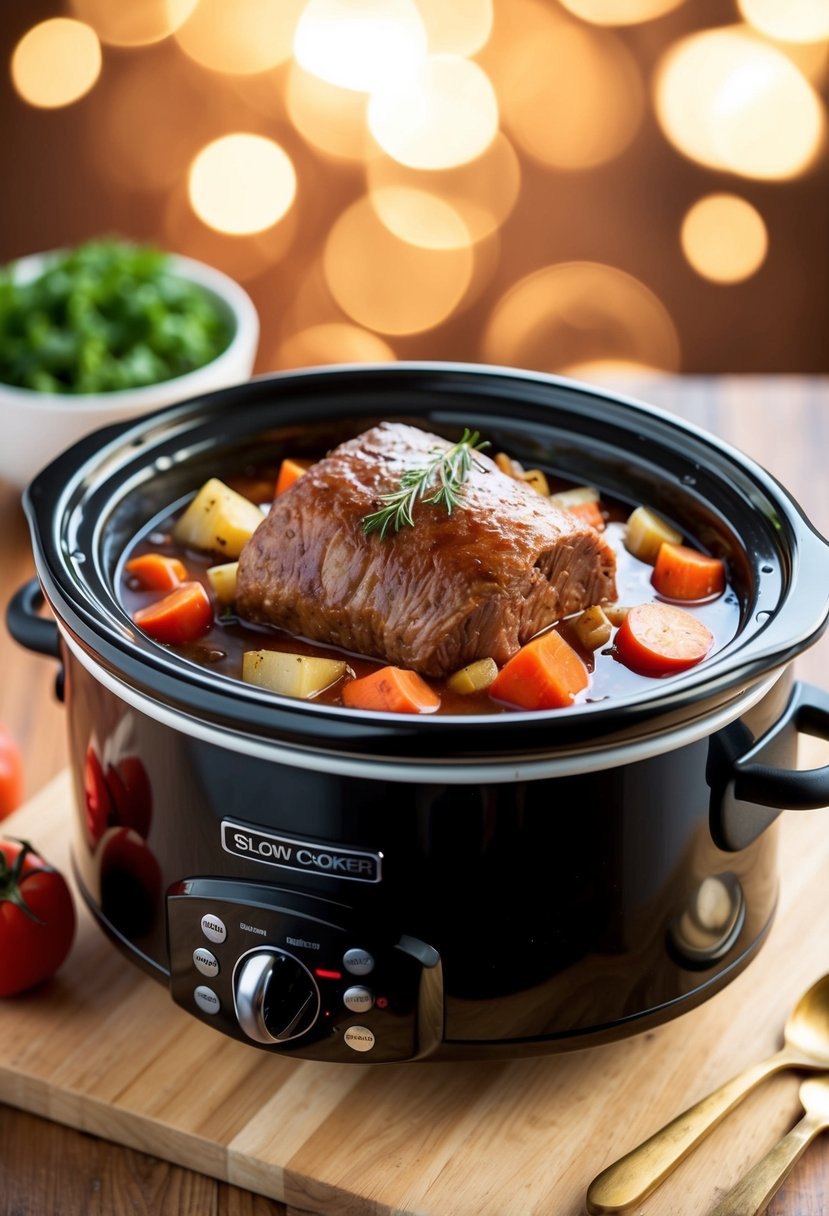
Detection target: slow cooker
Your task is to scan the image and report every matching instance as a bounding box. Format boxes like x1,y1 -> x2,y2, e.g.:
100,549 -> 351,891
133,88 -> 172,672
9,363 -> 829,1063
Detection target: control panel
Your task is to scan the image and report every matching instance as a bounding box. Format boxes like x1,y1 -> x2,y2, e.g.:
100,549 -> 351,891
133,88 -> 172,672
167,878 -> 442,1062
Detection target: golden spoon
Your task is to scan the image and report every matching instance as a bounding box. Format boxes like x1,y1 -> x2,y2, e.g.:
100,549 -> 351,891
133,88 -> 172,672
586,973 -> 829,1214
708,1074 -> 829,1216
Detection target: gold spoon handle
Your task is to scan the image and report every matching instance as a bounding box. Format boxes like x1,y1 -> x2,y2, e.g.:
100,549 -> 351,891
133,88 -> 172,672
586,1050 -> 794,1214
708,1112 -> 824,1216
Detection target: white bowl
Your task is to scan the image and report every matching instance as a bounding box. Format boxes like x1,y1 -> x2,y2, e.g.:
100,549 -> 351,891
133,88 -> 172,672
0,250 -> 259,490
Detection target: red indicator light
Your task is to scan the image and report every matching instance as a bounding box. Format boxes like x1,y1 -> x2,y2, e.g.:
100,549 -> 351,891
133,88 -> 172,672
315,968 -> 342,980
376,996 -> 389,1009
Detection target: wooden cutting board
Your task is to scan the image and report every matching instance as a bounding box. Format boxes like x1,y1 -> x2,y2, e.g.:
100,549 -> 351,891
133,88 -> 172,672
2,747 -> 829,1216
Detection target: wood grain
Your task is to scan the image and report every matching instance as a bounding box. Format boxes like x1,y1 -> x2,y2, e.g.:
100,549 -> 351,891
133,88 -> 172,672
1,377 -> 828,1214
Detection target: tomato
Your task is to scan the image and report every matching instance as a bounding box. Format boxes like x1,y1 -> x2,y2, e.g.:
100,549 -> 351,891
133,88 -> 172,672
614,602 -> 714,677
0,724 -> 24,821
0,838 -> 76,997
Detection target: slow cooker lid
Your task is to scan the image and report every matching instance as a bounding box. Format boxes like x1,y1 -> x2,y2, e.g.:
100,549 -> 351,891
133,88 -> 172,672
23,362 -> 829,762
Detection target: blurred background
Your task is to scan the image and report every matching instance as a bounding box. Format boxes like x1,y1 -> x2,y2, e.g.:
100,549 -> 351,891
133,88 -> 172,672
1,0 -> 827,379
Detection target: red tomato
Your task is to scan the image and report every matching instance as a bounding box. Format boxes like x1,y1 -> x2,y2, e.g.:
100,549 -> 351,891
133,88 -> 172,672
84,745 -> 112,847
0,724 -> 24,821
0,838 -> 76,997
615,602 -> 714,677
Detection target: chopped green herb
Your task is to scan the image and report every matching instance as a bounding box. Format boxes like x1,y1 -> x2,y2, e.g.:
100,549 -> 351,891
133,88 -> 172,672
0,238 -> 232,393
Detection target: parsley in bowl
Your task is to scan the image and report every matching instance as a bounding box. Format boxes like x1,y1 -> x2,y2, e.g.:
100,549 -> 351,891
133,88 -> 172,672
0,239 -> 258,489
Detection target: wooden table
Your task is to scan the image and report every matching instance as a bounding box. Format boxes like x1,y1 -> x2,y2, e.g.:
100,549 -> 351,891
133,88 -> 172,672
0,375 -> 827,1215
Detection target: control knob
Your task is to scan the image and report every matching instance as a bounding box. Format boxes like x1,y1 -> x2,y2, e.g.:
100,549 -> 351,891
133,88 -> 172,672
233,948 -> 320,1044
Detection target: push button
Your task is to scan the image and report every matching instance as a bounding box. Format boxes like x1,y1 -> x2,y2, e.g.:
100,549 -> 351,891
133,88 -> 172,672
343,985 -> 374,1013
194,985 -> 221,1015
193,947 -> 219,978
343,947 -> 374,976
343,1025 -> 375,1053
200,913 -> 227,944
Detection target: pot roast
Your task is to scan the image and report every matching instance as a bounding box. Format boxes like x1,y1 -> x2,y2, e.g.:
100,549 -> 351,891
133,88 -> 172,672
235,422 -> 617,678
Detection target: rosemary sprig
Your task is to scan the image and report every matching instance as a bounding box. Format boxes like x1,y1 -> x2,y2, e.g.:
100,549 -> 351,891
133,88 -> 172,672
362,428 -> 490,538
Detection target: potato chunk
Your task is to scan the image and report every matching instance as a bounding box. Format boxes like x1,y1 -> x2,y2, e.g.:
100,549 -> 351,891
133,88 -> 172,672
624,506 -> 682,565
242,650 -> 348,699
447,657 -> 498,695
573,605 -> 612,651
173,478 -> 264,558
206,561 -> 238,604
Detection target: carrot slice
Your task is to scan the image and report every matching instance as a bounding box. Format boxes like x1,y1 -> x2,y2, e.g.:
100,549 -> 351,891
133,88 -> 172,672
614,602 -> 713,677
341,666 -> 440,714
489,630 -> 589,711
274,458 -> 311,497
565,501 -> 606,531
652,542 -> 725,601
125,553 -> 188,591
133,581 -> 213,645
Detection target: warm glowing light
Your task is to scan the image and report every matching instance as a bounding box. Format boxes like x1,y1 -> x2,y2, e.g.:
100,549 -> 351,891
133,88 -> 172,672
175,0 -> 305,74
738,0 -> 829,44
188,135 -> 297,235
655,27 -> 825,179
415,0 -> 493,54
165,186 -> 298,280
368,55 -> 498,170
680,194 -> 768,284
482,263 -> 680,373
323,196 -> 473,333
367,132 -> 521,244
557,0 -> 686,24
69,0 -> 197,47
274,323 -> 396,368
496,18 -> 644,169
11,19 -> 101,109
370,187 -> 471,249
294,0 -> 427,92
286,64 -> 375,161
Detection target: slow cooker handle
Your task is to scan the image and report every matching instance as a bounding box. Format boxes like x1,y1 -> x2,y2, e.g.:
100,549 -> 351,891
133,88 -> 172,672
710,682 -> 829,851
7,578 -> 62,660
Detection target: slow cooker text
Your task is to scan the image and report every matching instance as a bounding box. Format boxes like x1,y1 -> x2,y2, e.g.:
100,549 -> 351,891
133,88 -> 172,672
221,820 -> 382,884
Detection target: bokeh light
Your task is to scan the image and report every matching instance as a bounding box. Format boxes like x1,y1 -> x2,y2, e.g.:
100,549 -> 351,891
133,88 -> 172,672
495,16 -> 644,169
69,0 -> 197,47
738,0 -> 829,44
557,0 -> 687,24
11,19 -> 101,109
415,0 -> 494,55
655,27 -> 825,179
286,63 -> 376,161
175,0 -> 305,75
370,187 -> 471,249
188,134 -> 297,235
681,194 -> 768,284
294,0 -> 427,92
165,185 -> 299,280
274,323 -> 396,368
366,132 -> 521,244
482,263 -> 680,373
323,196 -> 474,333
368,55 -> 499,169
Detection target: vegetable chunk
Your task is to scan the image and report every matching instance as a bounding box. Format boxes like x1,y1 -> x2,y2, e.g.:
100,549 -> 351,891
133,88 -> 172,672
489,630 -> 589,710
173,478 -> 264,558
243,651 -> 347,699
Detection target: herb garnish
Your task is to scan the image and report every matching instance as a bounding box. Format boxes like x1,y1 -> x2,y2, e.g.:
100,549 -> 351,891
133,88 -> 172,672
362,428 -> 490,538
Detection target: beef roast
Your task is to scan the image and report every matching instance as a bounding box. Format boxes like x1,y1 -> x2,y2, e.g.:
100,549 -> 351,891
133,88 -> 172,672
235,422 -> 617,678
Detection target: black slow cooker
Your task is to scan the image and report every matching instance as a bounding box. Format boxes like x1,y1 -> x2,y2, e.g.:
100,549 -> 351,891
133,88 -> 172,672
9,363 -> 829,1063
